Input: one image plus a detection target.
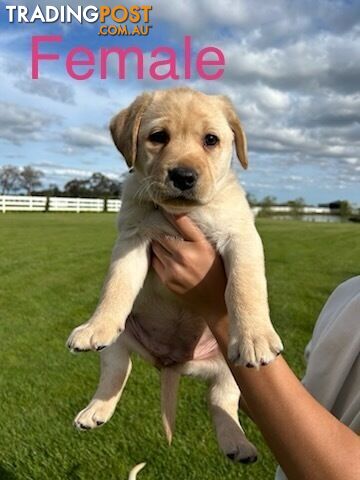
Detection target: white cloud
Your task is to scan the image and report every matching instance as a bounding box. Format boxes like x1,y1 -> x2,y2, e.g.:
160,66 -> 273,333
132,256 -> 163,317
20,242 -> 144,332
14,76 -> 75,104
0,102 -> 57,144
31,162 -> 120,181
1,55 -> 76,105
255,85 -> 290,111
62,125 -> 112,150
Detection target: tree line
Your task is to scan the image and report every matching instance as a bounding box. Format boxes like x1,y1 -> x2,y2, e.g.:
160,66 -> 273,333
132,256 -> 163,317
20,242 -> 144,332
0,165 -> 122,198
246,194 -> 354,218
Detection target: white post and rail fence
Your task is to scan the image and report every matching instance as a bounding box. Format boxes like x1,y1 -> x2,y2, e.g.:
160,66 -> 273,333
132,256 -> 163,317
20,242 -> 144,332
0,195 -> 334,216
0,195 -> 121,213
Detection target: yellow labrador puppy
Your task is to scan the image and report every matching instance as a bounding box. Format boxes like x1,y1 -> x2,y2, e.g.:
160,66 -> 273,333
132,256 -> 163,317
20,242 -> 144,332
67,87 -> 283,463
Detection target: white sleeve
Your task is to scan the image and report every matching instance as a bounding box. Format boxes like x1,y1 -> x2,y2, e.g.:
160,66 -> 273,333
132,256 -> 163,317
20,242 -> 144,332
276,276 -> 360,480
302,275 -> 360,432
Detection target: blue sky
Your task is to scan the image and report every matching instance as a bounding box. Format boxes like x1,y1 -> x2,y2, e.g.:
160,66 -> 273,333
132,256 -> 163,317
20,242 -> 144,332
0,0 -> 359,204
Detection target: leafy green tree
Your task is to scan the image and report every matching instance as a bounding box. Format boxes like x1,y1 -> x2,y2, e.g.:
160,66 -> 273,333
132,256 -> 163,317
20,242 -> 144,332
259,196 -> 277,217
0,165 -> 21,194
287,197 -> 305,216
87,172 -> 121,198
64,173 -> 122,198
339,200 -> 352,218
36,183 -> 62,197
20,166 -> 43,195
64,178 -> 90,197
246,192 -> 258,206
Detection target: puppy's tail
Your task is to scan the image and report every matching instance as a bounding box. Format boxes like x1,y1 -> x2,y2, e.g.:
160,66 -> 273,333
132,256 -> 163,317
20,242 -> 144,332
128,462 -> 146,480
161,367 -> 181,445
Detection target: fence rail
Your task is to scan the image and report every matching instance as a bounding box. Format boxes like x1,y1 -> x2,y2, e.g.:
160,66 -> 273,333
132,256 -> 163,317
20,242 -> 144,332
49,197 -> 105,213
0,195 -> 335,216
0,196 -> 118,213
107,199 -> 122,213
0,195 -> 47,213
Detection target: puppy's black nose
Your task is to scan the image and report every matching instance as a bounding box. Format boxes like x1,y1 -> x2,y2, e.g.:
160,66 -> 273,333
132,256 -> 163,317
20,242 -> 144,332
168,167 -> 198,191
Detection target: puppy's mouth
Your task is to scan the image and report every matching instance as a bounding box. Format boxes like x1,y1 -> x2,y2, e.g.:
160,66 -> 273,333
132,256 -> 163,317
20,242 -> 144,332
144,170 -> 213,210
155,189 -> 202,207
145,182 -> 204,211
164,194 -> 202,206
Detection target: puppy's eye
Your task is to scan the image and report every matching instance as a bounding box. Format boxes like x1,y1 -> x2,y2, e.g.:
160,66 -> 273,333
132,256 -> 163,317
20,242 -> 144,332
204,134 -> 219,146
148,131 -> 169,144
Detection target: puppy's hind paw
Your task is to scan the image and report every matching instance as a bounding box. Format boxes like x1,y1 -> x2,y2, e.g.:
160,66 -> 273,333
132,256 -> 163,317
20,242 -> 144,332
74,399 -> 116,430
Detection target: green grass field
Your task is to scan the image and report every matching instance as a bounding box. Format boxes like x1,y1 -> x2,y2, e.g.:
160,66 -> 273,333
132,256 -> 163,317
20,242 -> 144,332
0,213 -> 358,480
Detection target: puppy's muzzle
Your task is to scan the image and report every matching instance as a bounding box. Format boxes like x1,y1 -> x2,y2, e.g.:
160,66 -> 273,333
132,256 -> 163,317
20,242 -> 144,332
168,167 -> 198,191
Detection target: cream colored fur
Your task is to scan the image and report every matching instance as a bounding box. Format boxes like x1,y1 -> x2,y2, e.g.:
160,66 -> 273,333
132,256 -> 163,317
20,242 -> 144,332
67,87 -> 283,463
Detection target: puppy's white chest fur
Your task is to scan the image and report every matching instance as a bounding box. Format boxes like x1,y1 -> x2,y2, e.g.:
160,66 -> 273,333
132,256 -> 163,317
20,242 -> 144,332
118,173 -> 245,366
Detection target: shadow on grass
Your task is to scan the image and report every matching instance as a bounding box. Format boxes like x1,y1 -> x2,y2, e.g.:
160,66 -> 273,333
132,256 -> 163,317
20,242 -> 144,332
66,463 -> 82,479
0,465 -> 16,479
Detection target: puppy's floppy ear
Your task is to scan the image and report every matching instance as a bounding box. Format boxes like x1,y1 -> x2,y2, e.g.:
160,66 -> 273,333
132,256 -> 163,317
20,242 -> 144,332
110,92 -> 153,168
219,96 -> 248,169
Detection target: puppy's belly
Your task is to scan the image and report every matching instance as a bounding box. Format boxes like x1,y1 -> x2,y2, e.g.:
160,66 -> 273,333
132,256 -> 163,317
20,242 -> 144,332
125,313 -> 219,366
124,270 -> 219,366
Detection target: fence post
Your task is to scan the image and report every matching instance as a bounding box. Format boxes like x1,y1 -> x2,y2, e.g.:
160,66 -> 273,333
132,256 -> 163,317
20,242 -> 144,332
76,198 -> 80,213
1,196 -> 5,214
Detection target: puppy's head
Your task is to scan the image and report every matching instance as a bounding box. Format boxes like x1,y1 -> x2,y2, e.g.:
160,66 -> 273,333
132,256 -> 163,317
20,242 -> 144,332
110,88 -> 247,212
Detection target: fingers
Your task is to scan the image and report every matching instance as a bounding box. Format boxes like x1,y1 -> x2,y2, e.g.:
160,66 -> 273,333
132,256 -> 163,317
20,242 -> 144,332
152,255 -> 166,282
152,242 -> 182,289
163,212 -> 206,242
152,241 -> 178,275
152,239 -> 173,260
154,235 -> 184,257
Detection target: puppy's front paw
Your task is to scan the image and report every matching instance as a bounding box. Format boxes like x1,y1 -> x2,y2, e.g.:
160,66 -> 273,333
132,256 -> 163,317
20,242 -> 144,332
74,399 -> 117,430
66,321 -> 122,352
228,327 -> 283,368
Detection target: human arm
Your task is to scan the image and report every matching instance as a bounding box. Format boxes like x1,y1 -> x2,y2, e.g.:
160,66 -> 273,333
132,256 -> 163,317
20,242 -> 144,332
208,316 -> 360,480
152,214 -> 360,480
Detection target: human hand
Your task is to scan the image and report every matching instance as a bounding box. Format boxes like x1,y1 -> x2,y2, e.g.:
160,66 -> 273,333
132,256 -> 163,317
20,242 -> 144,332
151,214 -> 227,318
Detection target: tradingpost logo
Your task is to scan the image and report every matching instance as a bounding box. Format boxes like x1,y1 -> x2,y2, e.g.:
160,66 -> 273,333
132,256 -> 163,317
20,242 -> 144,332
4,4 -> 153,36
